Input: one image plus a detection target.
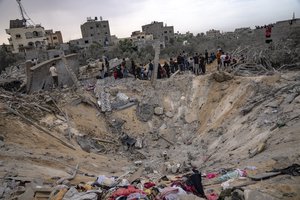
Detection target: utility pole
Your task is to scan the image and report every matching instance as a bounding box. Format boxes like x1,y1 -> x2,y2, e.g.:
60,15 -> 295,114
151,40 -> 160,86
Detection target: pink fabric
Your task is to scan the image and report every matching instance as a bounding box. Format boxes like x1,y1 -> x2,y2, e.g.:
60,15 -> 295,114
206,173 -> 218,179
207,193 -> 218,200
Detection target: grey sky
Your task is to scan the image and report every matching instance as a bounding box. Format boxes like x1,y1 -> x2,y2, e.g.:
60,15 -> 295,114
0,0 -> 299,44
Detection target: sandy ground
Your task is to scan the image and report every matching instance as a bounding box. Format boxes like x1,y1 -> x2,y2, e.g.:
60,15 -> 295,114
1,62 -> 300,199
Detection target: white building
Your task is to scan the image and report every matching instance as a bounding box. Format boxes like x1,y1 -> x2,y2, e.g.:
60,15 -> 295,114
6,19 -> 47,53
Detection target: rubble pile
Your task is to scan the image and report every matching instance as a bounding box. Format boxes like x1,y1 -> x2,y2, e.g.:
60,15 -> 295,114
1,40 -> 300,199
228,29 -> 300,77
0,64 -> 26,92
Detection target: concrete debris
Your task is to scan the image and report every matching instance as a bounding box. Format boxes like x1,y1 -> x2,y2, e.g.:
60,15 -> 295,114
134,137 -> 143,149
165,111 -> 174,118
136,103 -> 154,122
62,187 -> 98,200
248,142 -> 266,158
100,92 -> 112,112
76,135 -> 106,153
211,71 -> 233,82
154,106 -> 164,115
244,189 -> 280,200
116,92 -> 129,102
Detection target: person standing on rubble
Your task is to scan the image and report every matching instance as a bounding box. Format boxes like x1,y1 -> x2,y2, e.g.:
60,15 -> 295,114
163,61 -> 171,78
204,50 -> 209,64
170,58 -> 176,73
148,60 -> 154,80
98,59 -> 105,79
193,53 -> 200,75
49,63 -> 58,88
131,59 -> 136,78
121,58 -> 128,78
177,53 -> 184,71
199,53 -> 206,74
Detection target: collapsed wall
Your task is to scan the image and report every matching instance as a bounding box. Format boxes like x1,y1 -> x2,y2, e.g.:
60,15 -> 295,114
26,54 -> 79,92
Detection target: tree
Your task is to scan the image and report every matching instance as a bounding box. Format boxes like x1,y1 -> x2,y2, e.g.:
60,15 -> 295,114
87,42 -> 104,59
119,39 -> 137,53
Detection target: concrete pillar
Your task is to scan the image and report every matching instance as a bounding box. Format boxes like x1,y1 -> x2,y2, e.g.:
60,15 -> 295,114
25,61 -> 34,93
151,40 -> 161,86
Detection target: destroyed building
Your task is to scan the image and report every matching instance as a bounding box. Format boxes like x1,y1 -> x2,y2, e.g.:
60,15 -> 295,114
81,17 -> 112,46
142,21 -> 174,43
5,19 -> 48,53
206,29 -> 222,38
45,29 -> 63,48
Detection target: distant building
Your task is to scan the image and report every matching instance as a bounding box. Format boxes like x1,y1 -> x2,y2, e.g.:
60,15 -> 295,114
110,35 -> 119,45
142,21 -> 174,42
130,31 -> 154,50
175,31 -> 193,38
234,27 -> 251,33
69,38 -> 88,49
5,19 -> 47,53
131,31 -> 153,41
206,29 -> 221,38
45,29 -> 63,47
276,18 -> 300,27
80,17 -> 111,46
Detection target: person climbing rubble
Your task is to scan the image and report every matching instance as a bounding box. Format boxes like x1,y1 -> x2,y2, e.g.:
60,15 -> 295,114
97,59 -> 105,79
49,62 -> 58,88
148,60 -> 154,80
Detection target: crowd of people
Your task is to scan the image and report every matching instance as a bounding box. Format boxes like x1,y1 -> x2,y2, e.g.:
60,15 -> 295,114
216,48 -> 245,71
111,50 -> 216,80
94,49 -> 246,81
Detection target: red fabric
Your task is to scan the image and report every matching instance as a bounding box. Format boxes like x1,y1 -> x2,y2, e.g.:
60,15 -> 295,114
113,71 -> 118,79
206,173 -> 218,179
144,182 -> 156,189
207,193 -> 218,200
265,26 -> 272,37
110,186 -> 145,199
170,181 -> 194,193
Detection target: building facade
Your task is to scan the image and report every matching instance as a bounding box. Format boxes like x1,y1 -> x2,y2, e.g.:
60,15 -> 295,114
6,19 -> 47,53
142,21 -> 174,42
206,29 -> 221,38
45,30 -> 63,48
80,17 -> 111,46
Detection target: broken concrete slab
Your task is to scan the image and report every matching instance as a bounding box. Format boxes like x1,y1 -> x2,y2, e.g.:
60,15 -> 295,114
135,137 -> 143,149
244,189 -> 280,200
136,103 -> 154,122
100,92 -> 112,112
154,107 -> 164,115
211,71 -> 233,82
62,187 -> 98,200
165,111 -> 174,118
18,185 -> 34,200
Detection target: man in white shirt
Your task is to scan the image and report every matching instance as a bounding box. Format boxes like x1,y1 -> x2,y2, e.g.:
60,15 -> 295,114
49,63 -> 58,88
220,53 -> 227,70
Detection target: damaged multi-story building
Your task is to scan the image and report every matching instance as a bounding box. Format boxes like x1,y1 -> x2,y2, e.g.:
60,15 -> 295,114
6,19 -> 48,53
45,30 -> 63,48
142,21 -> 174,43
81,17 -> 111,46
70,17 -> 112,49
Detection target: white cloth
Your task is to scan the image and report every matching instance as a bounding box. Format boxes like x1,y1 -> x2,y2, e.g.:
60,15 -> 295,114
49,66 -> 58,76
220,55 -> 226,61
